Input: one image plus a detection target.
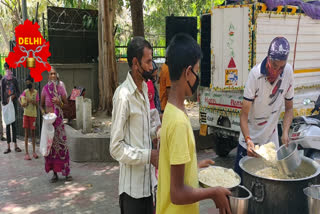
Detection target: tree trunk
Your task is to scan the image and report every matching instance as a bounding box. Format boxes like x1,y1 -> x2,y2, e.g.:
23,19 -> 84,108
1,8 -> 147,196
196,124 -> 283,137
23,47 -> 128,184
0,20 -> 9,52
129,0 -> 144,37
98,0 -> 118,115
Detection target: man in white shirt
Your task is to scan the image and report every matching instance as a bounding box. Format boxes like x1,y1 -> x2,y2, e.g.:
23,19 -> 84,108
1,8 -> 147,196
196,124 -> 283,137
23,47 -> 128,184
110,37 -> 159,214
235,37 -> 294,176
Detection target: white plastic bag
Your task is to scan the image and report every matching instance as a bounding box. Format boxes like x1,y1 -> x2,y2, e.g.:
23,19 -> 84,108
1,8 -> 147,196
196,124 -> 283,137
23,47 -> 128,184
40,113 -> 57,157
2,97 -> 15,125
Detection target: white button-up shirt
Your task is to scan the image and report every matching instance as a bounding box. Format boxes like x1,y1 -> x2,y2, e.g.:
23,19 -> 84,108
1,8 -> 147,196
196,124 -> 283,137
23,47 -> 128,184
110,72 -> 154,199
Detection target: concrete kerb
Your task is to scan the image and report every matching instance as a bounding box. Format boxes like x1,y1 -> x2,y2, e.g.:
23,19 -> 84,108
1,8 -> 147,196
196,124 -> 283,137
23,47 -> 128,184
65,125 -> 115,162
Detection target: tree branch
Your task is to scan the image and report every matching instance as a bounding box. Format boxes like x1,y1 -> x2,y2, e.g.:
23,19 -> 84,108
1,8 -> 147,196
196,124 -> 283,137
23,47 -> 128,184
1,0 -> 14,11
47,0 -> 55,6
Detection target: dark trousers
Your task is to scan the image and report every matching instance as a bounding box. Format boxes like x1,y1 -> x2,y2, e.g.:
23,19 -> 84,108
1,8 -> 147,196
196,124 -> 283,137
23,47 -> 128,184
6,121 -> 17,144
234,144 -> 247,181
119,193 -> 153,214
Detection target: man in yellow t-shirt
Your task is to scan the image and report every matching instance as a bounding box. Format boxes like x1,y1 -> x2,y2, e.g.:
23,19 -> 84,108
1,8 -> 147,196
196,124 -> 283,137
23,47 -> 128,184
156,34 -> 231,214
19,76 -> 39,160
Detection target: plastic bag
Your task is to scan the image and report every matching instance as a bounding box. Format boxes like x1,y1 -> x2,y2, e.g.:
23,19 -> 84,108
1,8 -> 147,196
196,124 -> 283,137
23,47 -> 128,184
2,97 -> 15,125
40,113 -> 57,157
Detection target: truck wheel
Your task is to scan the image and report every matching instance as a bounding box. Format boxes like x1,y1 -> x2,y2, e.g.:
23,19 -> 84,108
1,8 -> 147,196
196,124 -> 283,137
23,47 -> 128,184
213,134 -> 236,157
215,138 -> 231,157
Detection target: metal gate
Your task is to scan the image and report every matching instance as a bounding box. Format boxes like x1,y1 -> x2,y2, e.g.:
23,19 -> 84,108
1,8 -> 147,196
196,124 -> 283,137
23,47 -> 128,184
10,41 -> 42,140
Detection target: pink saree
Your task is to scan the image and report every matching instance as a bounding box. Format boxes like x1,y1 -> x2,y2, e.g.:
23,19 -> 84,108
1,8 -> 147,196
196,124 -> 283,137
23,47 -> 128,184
42,81 -> 70,176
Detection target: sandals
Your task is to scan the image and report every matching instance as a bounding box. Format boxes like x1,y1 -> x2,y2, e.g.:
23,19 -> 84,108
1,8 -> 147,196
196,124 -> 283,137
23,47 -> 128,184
33,153 -> 39,159
15,147 -> 22,152
4,148 -> 11,154
65,176 -> 73,181
50,174 -> 59,183
24,154 -> 31,160
4,147 -> 22,154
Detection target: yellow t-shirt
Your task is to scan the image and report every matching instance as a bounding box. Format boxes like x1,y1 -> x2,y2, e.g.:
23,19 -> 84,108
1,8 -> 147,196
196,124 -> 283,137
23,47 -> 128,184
156,103 -> 199,214
20,89 -> 39,117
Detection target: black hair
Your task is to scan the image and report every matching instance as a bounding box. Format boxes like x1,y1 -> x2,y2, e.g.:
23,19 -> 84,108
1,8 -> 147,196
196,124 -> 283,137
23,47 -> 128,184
26,75 -> 34,83
166,33 -> 202,81
4,62 -> 9,69
127,36 -> 153,68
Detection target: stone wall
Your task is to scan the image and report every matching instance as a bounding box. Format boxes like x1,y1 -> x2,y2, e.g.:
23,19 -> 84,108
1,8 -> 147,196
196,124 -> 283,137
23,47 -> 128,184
42,63 -> 99,110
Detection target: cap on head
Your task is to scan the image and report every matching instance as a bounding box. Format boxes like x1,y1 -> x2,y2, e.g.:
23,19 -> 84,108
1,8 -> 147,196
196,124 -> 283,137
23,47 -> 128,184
268,37 -> 290,61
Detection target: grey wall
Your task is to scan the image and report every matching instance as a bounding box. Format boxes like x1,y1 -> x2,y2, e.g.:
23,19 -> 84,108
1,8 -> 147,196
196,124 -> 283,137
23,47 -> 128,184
41,63 -> 99,110
117,62 -> 129,84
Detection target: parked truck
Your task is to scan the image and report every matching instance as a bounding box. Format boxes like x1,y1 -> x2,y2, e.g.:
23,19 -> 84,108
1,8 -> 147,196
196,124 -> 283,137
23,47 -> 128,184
198,2 -> 320,156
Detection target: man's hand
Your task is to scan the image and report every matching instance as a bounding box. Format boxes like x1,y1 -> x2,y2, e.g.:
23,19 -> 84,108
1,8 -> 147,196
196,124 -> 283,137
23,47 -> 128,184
210,187 -> 232,214
281,133 -> 290,147
198,159 -> 214,169
246,139 -> 258,157
150,149 -> 159,168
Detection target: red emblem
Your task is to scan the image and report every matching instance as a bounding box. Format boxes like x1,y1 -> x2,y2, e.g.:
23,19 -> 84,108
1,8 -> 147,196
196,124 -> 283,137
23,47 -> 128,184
5,20 -> 51,82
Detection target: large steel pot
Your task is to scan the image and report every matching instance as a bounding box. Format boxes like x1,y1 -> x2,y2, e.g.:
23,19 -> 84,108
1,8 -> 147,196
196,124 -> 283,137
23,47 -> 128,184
239,156 -> 320,214
304,185 -> 320,214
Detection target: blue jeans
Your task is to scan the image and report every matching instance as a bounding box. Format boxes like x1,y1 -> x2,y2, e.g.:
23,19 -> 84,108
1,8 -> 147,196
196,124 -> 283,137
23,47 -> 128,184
234,144 -> 247,181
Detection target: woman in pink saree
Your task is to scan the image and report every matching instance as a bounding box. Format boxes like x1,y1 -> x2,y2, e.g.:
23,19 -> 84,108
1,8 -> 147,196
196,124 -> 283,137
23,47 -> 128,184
40,68 -> 72,182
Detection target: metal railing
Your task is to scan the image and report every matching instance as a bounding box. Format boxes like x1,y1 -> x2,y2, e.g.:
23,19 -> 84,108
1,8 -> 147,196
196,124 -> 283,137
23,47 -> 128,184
115,46 -> 166,61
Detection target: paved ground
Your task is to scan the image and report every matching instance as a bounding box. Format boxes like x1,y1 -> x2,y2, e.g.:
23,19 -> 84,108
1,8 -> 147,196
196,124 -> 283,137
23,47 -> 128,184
0,135 -> 237,214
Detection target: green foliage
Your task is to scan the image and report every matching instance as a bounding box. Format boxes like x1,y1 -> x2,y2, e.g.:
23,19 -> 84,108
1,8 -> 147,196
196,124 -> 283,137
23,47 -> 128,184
61,0 -> 98,9
113,0 -> 215,58
143,0 -> 212,46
